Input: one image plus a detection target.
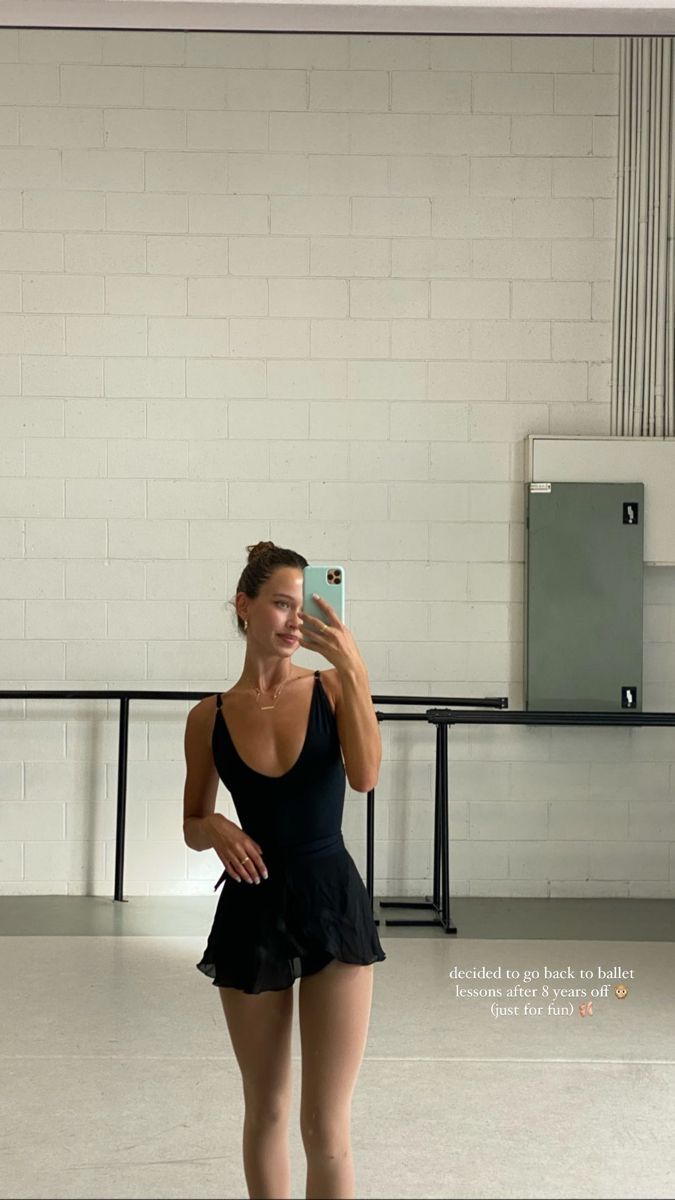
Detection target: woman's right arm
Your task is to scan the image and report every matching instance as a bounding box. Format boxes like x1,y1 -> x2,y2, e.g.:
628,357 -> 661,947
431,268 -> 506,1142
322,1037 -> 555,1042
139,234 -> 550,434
182,700 -> 268,883
182,700 -> 222,851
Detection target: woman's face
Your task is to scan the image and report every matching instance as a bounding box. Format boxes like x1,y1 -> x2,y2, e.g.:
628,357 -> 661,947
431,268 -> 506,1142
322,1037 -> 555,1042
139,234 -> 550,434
240,567 -> 304,653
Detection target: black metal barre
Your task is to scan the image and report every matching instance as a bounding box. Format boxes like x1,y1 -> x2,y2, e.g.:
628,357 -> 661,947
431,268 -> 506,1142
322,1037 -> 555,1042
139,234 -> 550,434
427,710 -> 675,726
389,707 -> 675,937
0,688 -> 508,903
8,690 -> 672,920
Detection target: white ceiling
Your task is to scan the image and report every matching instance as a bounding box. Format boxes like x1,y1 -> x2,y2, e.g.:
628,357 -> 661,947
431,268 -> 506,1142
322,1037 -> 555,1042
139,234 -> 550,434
0,0 -> 674,37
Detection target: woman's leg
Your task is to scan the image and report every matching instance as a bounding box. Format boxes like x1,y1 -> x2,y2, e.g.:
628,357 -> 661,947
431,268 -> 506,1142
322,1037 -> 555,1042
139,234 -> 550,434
298,960 -> 375,1200
218,982 -> 295,1200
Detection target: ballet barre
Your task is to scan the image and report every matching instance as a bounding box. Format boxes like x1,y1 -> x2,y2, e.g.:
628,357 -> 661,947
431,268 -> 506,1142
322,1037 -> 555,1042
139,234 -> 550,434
369,707 -> 675,937
0,687 -> 506,903
365,695 -> 508,932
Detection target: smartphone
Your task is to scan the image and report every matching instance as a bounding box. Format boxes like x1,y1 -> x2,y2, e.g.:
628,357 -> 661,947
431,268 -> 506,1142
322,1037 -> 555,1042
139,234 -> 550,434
302,564 -> 346,628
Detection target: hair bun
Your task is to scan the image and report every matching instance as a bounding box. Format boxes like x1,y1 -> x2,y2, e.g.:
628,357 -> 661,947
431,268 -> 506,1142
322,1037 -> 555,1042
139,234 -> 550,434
246,540 -> 275,563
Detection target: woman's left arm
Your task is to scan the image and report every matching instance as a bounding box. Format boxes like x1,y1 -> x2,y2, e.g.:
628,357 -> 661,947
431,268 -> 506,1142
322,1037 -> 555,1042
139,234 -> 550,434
300,595 -> 382,793
331,663 -> 381,793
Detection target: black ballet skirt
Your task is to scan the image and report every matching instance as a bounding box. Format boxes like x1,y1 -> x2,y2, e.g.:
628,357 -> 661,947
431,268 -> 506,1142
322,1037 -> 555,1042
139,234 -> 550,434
196,669 -> 386,994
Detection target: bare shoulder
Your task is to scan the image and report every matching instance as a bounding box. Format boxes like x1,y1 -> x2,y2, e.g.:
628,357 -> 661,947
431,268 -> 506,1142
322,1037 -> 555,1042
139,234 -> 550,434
186,693 -> 218,727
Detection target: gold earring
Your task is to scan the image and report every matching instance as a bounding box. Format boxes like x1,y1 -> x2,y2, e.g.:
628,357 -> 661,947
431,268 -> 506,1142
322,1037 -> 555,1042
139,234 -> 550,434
244,619 -> 248,632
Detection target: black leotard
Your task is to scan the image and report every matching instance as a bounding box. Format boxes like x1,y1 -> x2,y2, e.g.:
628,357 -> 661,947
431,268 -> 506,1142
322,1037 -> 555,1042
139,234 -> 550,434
196,669 -> 386,993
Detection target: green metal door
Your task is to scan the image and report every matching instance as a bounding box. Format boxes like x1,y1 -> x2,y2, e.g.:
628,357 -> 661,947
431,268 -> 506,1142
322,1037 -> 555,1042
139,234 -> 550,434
525,482 -> 644,711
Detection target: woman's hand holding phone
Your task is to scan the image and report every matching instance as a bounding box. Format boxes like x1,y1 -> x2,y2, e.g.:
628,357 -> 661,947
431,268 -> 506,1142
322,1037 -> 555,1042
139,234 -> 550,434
299,592 -> 367,679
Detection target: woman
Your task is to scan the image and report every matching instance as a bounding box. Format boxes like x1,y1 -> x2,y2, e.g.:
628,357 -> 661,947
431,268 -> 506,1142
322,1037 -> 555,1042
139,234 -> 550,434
183,541 -> 386,1200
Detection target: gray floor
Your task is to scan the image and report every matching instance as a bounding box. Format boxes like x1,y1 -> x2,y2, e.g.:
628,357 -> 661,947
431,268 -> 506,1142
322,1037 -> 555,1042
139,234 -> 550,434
2,896 -> 674,1200
1,893 -> 674,941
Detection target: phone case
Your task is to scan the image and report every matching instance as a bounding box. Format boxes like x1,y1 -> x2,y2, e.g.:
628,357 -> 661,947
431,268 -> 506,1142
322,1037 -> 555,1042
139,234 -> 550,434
303,564 -> 346,627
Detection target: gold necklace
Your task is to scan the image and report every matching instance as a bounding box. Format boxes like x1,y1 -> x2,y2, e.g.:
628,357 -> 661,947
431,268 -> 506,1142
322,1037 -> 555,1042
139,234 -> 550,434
253,672 -> 298,711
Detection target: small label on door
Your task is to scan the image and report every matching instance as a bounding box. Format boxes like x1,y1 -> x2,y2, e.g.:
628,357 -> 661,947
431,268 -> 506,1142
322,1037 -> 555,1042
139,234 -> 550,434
530,483 -> 551,493
622,687 -> 638,708
623,502 -> 639,525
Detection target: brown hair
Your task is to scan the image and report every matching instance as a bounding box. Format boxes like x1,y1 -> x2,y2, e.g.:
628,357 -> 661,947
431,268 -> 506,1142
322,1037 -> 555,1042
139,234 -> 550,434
233,541 -> 307,635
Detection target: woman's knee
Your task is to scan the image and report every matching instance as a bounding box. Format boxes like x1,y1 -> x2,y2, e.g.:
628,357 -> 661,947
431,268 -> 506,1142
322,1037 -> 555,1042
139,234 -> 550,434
244,1089 -> 292,1129
299,1105 -> 351,1157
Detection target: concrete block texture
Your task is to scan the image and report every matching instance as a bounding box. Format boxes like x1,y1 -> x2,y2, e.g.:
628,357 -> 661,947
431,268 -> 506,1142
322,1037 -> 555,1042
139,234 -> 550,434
2,31 -> 660,899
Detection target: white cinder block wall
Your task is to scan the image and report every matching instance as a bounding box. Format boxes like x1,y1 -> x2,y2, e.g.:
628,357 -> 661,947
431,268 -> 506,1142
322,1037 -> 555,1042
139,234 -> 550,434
1,28 -> 674,899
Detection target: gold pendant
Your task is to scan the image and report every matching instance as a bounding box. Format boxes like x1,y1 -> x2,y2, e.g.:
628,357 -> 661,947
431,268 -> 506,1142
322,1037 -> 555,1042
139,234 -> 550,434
259,704 -> 275,710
